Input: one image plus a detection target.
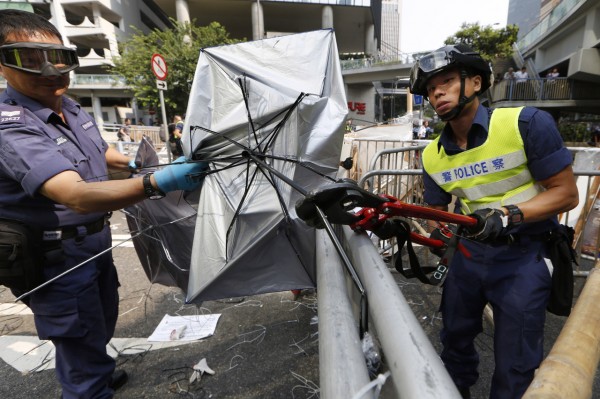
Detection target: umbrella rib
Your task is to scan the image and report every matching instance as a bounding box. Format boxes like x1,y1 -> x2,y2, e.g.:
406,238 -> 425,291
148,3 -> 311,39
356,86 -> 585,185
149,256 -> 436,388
237,75 -> 261,149
236,72 -> 309,155
189,125 -> 253,155
245,152 -> 308,197
259,93 -> 308,153
201,50 -> 311,153
224,160 -> 261,259
261,154 -> 337,183
254,162 -> 291,220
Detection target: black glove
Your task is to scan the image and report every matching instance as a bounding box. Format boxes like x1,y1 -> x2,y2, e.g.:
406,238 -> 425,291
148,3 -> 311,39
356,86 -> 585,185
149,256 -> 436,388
429,225 -> 457,257
464,208 -> 506,242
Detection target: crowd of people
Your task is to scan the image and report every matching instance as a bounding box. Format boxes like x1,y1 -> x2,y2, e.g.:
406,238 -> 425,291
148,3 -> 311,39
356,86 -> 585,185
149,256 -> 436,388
497,65 -> 560,83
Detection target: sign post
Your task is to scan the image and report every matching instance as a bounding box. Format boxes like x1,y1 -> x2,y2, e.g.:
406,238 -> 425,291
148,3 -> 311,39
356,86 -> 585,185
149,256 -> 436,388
151,53 -> 172,163
413,95 -> 424,121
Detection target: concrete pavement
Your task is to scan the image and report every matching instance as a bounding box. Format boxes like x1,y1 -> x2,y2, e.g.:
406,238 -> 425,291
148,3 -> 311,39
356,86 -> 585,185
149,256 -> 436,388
1,210 -> 599,398
0,212 -> 319,399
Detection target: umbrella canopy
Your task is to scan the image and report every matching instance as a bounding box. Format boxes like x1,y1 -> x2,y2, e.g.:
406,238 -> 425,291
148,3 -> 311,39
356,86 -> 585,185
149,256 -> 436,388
181,29 -> 348,302
124,137 -> 197,289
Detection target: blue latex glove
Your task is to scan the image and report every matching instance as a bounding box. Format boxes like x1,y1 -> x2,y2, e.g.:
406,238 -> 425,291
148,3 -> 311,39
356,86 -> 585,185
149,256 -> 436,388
153,156 -> 209,193
128,159 -> 139,173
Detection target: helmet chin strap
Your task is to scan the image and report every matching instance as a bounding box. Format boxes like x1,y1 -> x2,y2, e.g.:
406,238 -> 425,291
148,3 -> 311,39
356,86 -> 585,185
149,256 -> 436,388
438,69 -> 478,122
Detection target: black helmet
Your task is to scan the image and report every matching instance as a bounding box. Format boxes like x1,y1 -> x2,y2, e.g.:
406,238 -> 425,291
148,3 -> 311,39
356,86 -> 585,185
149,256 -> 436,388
409,44 -> 492,97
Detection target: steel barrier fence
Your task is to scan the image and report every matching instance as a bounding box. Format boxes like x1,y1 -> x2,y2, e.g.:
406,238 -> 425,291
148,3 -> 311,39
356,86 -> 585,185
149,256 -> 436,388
320,145 -> 599,397
322,226 -> 462,398
356,145 -> 600,270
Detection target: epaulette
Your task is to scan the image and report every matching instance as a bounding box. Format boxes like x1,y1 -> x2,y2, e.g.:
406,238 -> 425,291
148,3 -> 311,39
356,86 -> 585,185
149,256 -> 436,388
0,102 -> 26,126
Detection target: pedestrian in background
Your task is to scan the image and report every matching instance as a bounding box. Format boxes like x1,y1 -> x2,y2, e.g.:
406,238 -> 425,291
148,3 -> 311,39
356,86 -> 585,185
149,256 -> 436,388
173,115 -> 185,155
409,44 -> 578,399
503,67 -> 515,81
170,114 -> 184,156
588,125 -> 600,147
546,68 -> 559,80
418,120 -> 432,139
0,9 -> 208,398
117,117 -> 132,141
515,66 -> 529,83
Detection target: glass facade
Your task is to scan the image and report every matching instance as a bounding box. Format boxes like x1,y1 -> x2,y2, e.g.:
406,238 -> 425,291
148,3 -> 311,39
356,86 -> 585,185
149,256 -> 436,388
516,0 -> 585,50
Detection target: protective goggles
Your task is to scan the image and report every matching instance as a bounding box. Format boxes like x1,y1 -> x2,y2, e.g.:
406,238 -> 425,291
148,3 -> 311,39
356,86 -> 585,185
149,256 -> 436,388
417,50 -> 456,73
0,42 -> 79,76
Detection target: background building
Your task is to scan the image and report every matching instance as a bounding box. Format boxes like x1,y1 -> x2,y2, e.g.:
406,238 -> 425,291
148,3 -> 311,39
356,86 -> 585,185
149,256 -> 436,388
493,0 -> 600,119
0,0 -> 173,128
1,0 -> 385,127
153,0 -> 382,55
380,0 -> 402,59
1,0 -> 598,129
508,0 -> 541,39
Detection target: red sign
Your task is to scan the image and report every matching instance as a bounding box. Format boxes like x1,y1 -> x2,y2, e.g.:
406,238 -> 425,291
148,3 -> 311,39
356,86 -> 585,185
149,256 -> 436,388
348,101 -> 366,115
151,53 -> 168,80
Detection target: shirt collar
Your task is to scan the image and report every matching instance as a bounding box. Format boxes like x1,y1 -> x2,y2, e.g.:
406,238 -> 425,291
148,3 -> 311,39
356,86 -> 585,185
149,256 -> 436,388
5,85 -> 79,123
436,105 -> 490,154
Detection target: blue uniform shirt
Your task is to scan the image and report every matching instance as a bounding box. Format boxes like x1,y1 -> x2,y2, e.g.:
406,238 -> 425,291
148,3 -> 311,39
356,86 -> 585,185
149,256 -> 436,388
423,105 -> 573,234
0,85 -> 108,227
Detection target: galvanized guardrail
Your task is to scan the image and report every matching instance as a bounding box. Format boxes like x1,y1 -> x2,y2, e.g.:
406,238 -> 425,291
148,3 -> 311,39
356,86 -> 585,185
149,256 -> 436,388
318,225 -> 462,398
320,144 -> 599,398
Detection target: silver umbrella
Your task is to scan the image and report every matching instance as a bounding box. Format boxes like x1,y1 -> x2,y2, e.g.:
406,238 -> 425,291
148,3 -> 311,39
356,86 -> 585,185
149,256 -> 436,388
181,29 -> 348,302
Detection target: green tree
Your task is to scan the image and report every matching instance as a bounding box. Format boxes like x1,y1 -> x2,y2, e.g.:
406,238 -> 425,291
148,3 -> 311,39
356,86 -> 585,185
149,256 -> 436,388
110,20 -> 240,118
444,23 -> 519,62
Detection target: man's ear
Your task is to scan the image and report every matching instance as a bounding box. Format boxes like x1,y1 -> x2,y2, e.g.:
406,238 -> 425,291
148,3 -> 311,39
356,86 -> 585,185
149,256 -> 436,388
471,75 -> 482,92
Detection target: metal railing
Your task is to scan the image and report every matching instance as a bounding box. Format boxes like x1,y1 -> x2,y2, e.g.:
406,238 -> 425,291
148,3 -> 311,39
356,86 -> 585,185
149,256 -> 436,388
490,77 -> 573,102
340,138 -> 423,184
339,49 -> 430,71
320,225 -> 462,398
356,145 -> 600,265
320,144 -> 599,397
71,74 -> 128,88
105,125 -> 167,157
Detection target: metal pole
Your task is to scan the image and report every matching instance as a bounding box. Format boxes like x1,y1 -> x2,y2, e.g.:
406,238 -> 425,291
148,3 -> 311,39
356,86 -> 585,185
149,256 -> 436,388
339,225 -> 461,398
316,229 -> 371,398
391,80 -> 395,120
158,89 -> 172,163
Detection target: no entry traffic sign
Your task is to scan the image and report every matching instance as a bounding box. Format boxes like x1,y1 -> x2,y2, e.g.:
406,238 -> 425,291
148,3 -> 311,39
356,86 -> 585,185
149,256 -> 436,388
151,53 -> 168,80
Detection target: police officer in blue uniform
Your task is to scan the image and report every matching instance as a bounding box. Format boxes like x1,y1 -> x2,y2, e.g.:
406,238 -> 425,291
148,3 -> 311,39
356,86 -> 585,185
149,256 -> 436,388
409,44 -> 578,398
0,10 -> 207,398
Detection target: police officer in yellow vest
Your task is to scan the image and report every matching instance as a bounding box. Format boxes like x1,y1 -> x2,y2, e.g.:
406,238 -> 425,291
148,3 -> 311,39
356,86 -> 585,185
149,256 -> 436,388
409,44 -> 578,399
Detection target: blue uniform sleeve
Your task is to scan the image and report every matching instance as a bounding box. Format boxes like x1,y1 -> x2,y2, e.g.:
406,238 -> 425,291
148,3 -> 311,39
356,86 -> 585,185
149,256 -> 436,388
521,107 -> 572,181
0,106 -> 76,196
423,169 -> 452,206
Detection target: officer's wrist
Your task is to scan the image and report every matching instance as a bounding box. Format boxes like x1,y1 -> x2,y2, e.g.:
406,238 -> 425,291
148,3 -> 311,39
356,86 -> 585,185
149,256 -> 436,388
501,205 -> 524,226
150,174 -> 159,190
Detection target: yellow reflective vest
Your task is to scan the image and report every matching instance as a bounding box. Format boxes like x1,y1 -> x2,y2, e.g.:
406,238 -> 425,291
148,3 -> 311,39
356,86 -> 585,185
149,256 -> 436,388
423,107 -> 543,214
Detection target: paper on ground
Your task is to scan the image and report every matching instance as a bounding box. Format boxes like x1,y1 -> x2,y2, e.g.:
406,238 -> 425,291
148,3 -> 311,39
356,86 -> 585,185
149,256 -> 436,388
0,303 -> 32,316
0,336 -> 193,373
147,314 -> 221,342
